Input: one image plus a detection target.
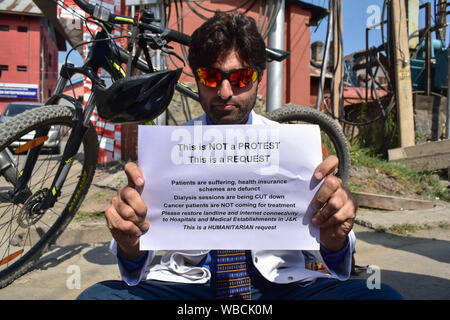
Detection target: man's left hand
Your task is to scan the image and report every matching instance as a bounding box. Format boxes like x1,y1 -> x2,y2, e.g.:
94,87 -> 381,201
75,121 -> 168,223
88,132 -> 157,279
311,156 -> 356,252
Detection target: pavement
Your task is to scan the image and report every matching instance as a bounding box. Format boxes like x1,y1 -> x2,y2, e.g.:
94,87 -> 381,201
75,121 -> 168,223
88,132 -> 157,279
0,166 -> 449,300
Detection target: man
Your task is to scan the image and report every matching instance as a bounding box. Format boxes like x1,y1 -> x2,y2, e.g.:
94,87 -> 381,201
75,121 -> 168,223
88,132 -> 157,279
78,12 -> 402,300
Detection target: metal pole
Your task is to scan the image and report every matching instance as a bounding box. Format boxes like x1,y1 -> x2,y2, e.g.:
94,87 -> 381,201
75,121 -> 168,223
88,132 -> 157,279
154,2 -> 167,125
365,27 -> 369,103
266,0 -> 285,112
447,40 -> 450,181
316,0 -> 333,110
331,0 -> 343,121
425,2 -> 431,96
446,46 -> 450,139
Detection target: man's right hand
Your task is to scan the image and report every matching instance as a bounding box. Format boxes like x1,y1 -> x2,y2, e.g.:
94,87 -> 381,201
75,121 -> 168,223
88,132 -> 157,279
105,162 -> 150,260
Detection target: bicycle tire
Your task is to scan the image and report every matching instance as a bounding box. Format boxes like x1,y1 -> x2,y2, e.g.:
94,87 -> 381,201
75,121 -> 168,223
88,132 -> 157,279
0,104 -> 98,288
265,103 -> 351,186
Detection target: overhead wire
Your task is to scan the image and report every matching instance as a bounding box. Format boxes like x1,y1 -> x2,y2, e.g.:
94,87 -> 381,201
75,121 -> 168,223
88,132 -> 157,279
315,0 -> 394,128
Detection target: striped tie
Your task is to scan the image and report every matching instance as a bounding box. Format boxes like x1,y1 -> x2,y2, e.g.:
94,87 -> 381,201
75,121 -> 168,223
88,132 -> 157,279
212,250 -> 251,300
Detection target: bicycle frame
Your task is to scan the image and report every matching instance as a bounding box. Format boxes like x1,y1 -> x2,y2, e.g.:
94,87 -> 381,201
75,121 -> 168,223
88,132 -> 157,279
8,28 -> 135,211
4,0 -> 290,213
5,13 -> 198,210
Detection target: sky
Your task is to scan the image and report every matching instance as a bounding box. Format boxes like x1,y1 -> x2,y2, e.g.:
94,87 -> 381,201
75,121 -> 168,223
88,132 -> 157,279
311,0 -> 387,55
58,0 -> 449,67
310,0 -> 449,55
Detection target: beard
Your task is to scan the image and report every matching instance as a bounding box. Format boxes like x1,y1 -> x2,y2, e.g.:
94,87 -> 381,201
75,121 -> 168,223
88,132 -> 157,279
200,90 -> 258,125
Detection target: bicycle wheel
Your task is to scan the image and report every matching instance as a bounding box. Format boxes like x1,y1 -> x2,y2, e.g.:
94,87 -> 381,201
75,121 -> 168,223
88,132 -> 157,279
265,103 -> 351,186
0,104 -> 98,288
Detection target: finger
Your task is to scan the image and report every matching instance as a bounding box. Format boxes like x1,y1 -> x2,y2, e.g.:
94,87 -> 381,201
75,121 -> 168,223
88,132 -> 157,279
124,162 -> 145,189
311,175 -> 342,211
115,194 -> 148,231
312,188 -> 351,227
105,202 -> 143,238
119,187 -> 148,218
314,155 -> 338,180
319,207 -> 355,239
320,201 -> 356,230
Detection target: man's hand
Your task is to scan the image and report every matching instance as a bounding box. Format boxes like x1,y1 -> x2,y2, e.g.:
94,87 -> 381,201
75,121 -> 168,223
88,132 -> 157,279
105,162 -> 149,260
311,156 -> 356,252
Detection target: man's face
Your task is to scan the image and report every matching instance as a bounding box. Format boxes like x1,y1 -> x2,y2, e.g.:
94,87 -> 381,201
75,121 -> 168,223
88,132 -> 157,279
196,50 -> 261,125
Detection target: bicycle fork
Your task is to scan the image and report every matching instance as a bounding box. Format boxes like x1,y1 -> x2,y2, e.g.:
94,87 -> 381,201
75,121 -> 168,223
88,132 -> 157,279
8,66 -> 98,215
0,147 -> 18,185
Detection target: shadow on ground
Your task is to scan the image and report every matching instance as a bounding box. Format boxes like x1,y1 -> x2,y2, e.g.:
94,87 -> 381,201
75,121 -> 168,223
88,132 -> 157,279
352,269 -> 450,300
355,230 -> 450,264
35,242 -> 117,272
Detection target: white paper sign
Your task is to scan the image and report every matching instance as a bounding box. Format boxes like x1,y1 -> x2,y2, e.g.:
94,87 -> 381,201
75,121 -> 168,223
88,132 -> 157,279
138,123 -> 322,250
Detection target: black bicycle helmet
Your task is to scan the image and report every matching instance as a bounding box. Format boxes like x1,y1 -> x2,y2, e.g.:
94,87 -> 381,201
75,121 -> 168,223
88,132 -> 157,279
93,68 -> 182,124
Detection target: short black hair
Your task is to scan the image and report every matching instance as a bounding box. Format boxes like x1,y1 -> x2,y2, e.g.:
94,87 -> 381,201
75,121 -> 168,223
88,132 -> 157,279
188,12 -> 266,71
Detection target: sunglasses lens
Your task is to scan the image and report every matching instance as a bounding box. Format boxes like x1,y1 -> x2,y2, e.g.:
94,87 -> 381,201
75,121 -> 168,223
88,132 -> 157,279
196,67 -> 221,87
230,68 -> 258,87
196,67 -> 259,88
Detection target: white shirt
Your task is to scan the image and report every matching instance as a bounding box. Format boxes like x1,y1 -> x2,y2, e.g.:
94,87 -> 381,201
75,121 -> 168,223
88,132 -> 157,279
110,110 -> 356,286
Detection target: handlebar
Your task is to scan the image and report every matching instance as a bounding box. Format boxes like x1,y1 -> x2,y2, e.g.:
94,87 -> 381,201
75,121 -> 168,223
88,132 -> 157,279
72,0 -> 289,62
72,0 -> 191,45
72,0 -> 94,14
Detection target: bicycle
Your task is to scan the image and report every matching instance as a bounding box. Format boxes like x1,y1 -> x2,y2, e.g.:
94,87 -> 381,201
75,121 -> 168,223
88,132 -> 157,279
0,0 -> 349,288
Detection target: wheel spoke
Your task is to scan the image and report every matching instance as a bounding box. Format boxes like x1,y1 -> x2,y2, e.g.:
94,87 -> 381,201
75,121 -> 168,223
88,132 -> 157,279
0,105 -> 96,287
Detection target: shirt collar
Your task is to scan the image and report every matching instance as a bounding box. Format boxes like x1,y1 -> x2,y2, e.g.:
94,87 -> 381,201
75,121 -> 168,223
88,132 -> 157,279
205,111 -> 253,125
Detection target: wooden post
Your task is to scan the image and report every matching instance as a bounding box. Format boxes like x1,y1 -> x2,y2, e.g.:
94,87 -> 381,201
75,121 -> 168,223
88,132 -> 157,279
407,0 -> 419,50
332,0 -> 343,123
390,0 -> 415,147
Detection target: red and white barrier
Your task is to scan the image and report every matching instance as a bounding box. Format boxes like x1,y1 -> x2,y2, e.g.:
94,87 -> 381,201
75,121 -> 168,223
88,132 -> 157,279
80,0 -> 122,164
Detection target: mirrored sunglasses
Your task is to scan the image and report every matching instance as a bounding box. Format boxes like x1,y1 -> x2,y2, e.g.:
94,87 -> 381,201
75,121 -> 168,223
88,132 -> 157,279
195,66 -> 260,88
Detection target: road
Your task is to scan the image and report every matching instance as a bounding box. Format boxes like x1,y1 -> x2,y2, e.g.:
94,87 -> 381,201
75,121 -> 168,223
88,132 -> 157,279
0,163 -> 449,300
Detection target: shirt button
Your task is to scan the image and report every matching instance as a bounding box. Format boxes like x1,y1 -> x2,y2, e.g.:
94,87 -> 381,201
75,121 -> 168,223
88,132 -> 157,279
288,276 -> 293,281
254,257 -> 258,263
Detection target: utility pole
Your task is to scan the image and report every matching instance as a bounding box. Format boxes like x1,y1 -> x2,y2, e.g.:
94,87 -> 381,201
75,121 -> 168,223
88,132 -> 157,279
390,0 -> 415,147
331,0 -> 343,122
266,0 -> 285,112
437,0 -> 447,41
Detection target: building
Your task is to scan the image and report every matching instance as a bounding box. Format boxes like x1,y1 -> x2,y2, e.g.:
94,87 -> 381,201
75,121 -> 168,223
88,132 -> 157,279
0,0 -> 66,112
159,0 -> 327,108
37,0 -> 328,162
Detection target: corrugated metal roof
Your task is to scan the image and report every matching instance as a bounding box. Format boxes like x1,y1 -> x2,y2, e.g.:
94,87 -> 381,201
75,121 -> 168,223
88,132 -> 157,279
0,0 -> 43,15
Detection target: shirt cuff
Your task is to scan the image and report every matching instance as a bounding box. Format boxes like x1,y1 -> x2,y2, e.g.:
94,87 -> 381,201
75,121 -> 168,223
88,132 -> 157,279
117,249 -> 149,273
320,237 -> 350,271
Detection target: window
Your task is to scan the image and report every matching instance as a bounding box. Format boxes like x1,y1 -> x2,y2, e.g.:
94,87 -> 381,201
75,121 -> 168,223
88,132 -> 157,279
0,25 -> 9,31
0,65 -> 8,71
17,65 -> 27,72
17,26 -> 28,32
